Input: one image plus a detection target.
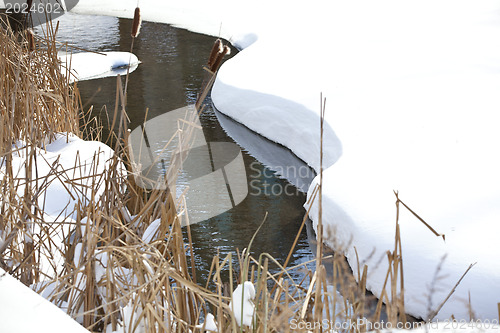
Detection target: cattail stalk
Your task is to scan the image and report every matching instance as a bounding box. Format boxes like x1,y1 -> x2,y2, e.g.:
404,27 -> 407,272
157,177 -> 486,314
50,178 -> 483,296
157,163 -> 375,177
197,41 -> 231,108
131,7 -> 142,38
26,28 -> 35,52
207,39 -> 222,70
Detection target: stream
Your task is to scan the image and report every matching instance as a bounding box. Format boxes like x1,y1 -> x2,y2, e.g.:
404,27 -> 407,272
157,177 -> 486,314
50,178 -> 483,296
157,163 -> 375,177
50,12 -> 318,284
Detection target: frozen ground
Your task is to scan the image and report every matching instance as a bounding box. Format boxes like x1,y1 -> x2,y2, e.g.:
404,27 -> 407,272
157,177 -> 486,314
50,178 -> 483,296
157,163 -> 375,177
70,0 -> 500,321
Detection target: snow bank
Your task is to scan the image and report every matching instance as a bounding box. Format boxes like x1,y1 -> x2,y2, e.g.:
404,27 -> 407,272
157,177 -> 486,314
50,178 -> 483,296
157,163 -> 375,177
59,51 -> 139,82
0,268 -> 89,332
199,281 -> 255,331
212,1 -> 500,320
48,13 -> 139,82
215,110 -> 316,193
71,0 -> 500,320
196,313 -> 218,332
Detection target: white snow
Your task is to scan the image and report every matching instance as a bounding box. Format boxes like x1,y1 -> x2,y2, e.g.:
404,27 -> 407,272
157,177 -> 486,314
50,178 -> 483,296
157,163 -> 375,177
215,109 -> 316,193
229,281 -> 256,328
0,268 -> 90,333
195,282 -> 255,331
72,0 -> 500,321
18,0 -> 500,323
119,296 -> 147,333
196,313 -> 218,332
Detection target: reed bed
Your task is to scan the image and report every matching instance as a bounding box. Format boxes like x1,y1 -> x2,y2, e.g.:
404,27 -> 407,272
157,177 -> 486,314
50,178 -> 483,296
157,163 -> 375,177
0,14 -> 460,333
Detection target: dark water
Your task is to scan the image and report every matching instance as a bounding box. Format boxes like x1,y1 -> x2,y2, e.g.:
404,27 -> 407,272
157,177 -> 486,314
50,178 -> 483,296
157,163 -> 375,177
52,13 -> 316,283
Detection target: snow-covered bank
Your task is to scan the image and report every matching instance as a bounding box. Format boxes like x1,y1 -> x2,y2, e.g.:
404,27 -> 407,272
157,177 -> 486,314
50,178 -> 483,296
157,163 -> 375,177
215,110 -> 316,193
216,1 -> 500,319
214,2 -> 500,320
71,0 -> 500,321
71,0 -> 254,48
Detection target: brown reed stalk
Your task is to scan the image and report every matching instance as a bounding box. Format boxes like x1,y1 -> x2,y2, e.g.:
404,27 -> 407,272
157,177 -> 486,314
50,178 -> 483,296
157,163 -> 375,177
395,191 -> 445,241
26,28 -> 35,51
427,262 -> 476,321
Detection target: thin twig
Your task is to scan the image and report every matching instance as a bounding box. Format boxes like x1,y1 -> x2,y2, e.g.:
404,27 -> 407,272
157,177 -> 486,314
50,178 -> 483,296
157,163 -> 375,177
428,262 -> 476,320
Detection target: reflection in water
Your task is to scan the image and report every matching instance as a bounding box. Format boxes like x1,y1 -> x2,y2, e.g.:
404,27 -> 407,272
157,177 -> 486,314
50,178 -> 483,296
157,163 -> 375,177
128,104 -> 249,226
56,13 -> 317,284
